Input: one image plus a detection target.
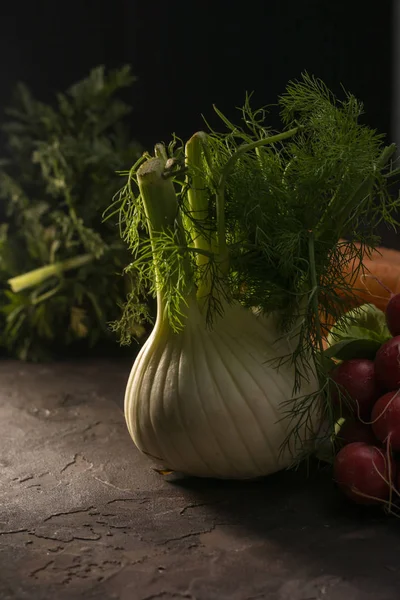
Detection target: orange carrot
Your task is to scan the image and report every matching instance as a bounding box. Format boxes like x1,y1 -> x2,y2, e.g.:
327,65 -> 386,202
320,243 -> 400,344
343,257 -> 400,312
364,246 -> 400,265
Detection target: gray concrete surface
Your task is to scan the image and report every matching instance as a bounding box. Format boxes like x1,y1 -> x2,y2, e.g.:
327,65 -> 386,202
1,358 -> 400,600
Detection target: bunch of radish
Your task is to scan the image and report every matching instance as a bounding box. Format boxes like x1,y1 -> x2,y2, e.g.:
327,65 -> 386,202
330,293 -> 400,509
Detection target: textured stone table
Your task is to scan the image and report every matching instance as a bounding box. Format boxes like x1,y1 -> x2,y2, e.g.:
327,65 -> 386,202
1,359 -> 400,600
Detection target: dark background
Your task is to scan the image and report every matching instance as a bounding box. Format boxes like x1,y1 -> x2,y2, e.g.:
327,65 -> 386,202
0,0 -> 397,244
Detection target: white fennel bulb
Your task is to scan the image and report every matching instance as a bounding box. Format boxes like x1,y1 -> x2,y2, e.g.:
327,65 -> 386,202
125,296 -> 320,479
114,79 -> 395,479
120,135 -> 322,480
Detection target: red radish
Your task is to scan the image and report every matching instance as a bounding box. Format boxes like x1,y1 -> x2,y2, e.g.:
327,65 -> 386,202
338,420 -> 377,446
330,359 -> 380,419
371,390 -> 400,451
374,336 -> 400,391
386,293 -> 400,336
334,442 -> 395,505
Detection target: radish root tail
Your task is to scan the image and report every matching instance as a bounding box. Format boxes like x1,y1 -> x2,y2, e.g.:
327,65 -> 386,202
359,273 -> 394,299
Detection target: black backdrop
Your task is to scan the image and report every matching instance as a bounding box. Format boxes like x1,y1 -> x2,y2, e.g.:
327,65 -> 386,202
0,0 -> 397,245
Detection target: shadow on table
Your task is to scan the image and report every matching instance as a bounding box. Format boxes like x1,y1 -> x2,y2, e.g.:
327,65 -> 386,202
167,461 -> 400,589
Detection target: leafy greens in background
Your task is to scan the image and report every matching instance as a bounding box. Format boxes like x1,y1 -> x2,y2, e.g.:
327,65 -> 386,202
0,65 -> 143,361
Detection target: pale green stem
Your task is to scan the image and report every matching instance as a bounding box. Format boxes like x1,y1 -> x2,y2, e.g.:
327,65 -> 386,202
8,253 -> 93,293
136,155 -> 193,323
185,132 -> 211,260
185,132 -> 219,301
137,156 -> 184,240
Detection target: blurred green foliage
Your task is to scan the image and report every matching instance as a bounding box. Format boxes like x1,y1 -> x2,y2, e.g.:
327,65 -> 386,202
0,65 -> 143,360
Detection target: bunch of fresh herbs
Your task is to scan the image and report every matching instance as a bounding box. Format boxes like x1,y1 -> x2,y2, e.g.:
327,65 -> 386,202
0,65 -> 143,361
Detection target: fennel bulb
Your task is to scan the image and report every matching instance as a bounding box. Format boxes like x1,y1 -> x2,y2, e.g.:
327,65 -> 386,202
123,148 -> 321,479
114,74 -> 399,479
125,295 -> 319,479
